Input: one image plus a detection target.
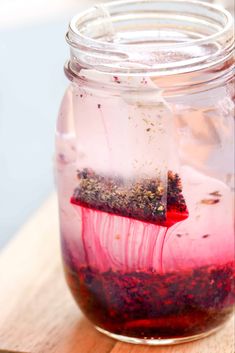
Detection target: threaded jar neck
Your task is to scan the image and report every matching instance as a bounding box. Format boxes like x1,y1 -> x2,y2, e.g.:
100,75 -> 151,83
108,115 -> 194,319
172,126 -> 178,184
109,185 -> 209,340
66,0 -> 234,77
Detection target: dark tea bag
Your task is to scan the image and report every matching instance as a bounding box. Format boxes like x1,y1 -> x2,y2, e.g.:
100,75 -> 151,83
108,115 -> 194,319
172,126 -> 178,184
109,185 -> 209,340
71,168 -> 188,227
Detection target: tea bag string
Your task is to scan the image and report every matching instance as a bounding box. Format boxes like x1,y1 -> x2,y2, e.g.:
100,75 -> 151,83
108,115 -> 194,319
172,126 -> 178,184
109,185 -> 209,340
94,4 -> 115,42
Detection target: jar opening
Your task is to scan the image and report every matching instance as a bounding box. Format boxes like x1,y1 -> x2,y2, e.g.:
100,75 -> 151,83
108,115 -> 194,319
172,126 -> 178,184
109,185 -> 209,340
67,0 -> 234,75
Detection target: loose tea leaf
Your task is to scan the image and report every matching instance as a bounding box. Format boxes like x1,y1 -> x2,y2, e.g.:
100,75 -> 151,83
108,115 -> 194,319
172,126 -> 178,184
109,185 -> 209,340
71,168 -> 188,227
201,199 -> 220,205
209,191 -> 222,197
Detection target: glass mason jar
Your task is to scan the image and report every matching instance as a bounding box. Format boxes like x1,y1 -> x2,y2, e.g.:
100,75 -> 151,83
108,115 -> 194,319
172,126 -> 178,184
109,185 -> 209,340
56,0 -> 235,345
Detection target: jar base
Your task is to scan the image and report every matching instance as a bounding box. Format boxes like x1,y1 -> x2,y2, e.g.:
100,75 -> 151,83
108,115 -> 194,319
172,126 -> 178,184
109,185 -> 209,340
95,324 -> 223,346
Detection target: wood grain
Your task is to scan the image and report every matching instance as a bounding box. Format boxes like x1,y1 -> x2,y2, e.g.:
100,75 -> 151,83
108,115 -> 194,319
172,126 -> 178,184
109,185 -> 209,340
0,194 -> 234,353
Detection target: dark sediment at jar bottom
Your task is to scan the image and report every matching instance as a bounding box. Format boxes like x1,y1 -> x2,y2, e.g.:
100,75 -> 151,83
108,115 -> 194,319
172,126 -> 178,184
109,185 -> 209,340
63,258 -> 235,339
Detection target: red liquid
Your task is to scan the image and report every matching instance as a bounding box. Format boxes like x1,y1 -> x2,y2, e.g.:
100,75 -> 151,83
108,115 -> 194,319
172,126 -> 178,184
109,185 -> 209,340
65,169 -> 233,339
62,207 -> 235,339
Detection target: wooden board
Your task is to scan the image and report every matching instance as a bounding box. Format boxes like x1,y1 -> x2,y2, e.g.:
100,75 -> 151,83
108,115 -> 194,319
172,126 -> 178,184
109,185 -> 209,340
0,195 -> 234,353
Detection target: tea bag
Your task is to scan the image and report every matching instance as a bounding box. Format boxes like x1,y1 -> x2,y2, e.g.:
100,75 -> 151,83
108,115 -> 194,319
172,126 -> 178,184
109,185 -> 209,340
71,74 -> 188,226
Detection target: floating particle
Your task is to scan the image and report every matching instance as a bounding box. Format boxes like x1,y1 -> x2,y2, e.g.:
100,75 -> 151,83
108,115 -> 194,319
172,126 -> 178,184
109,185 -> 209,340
201,199 -> 220,205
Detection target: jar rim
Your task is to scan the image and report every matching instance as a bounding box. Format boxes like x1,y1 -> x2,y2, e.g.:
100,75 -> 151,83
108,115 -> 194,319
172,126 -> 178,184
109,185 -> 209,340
66,0 -> 234,75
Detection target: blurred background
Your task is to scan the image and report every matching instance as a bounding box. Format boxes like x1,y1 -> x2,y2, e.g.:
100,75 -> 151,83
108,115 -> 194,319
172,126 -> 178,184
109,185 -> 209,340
0,0 -> 234,248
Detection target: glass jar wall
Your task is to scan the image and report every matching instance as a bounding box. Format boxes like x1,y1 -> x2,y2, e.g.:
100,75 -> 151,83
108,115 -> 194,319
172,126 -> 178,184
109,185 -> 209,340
55,0 -> 235,345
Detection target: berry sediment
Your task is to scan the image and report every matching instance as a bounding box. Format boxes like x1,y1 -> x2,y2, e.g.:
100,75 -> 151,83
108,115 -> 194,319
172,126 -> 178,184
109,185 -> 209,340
63,251 -> 235,339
